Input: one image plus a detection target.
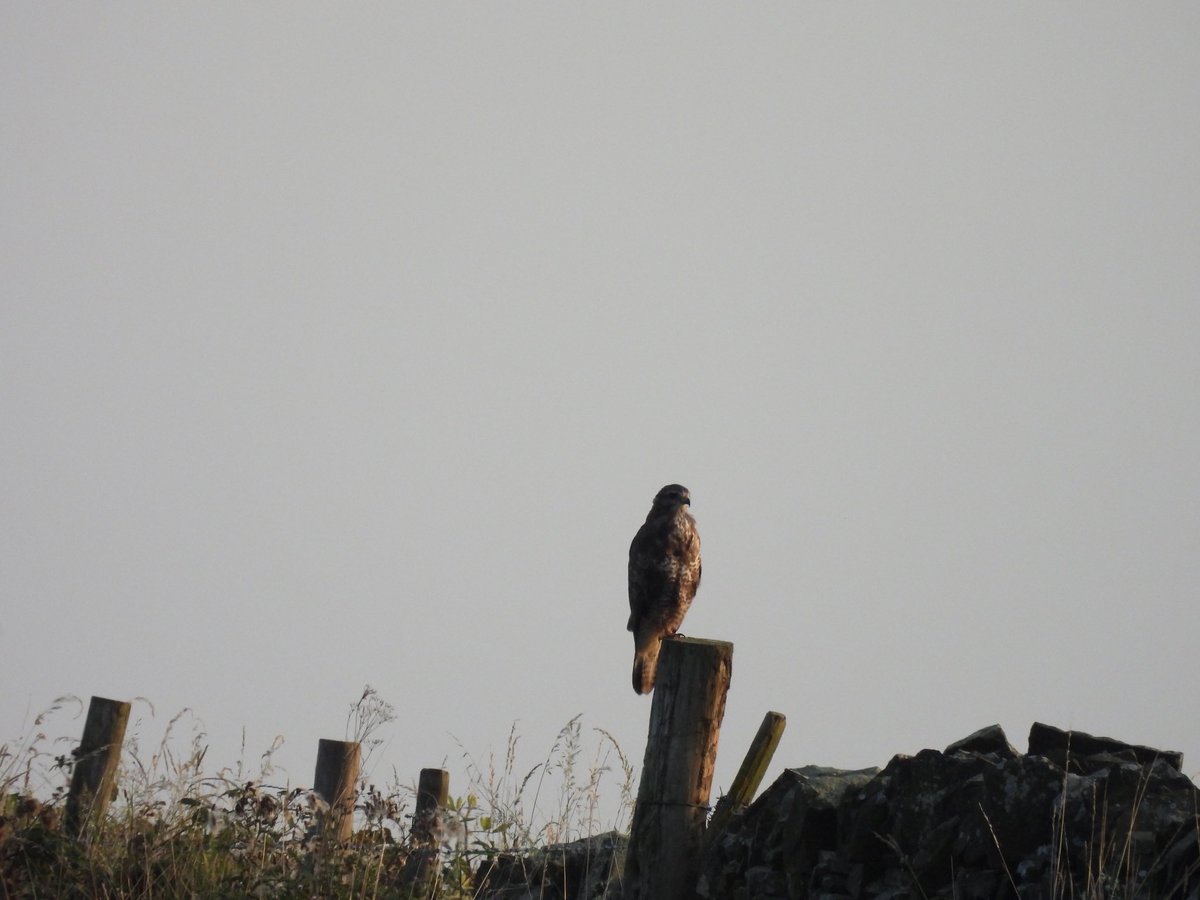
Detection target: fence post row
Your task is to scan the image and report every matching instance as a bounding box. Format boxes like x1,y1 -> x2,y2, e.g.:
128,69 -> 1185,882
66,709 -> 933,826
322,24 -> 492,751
59,646 -> 758,900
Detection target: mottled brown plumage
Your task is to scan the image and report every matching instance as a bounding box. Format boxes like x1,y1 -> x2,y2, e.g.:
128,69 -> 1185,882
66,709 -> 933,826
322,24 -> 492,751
627,484 -> 702,694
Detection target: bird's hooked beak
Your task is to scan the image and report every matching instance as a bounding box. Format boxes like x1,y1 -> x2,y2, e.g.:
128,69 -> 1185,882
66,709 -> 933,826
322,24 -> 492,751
682,496 -> 691,506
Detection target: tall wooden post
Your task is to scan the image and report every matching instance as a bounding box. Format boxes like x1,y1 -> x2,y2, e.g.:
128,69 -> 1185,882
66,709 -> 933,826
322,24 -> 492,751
65,696 -> 131,839
313,738 -> 361,842
625,636 -> 733,900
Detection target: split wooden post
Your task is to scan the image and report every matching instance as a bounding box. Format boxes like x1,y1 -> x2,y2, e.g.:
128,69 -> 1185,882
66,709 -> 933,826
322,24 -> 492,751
625,636 -> 734,900
705,710 -> 786,846
65,696 -> 131,839
313,738 -> 361,842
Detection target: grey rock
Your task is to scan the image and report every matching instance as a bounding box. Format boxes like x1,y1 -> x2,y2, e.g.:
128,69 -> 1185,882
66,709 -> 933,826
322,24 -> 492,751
945,724 -> 1019,760
474,830 -> 626,900
694,724 -> 1199,899
1027,722 -> 1184,771
951,867 -> 1000,900
698,765 -> 879,900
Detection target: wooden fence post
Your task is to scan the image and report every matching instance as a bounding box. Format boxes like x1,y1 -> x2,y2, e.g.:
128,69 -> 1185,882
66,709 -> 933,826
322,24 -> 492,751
413,767 -> 450,845
625,636 -> 733,900
65,696 -> 131,839
313,738 -> 361,842
402,767 -> 451,890
705,710 -> 786,846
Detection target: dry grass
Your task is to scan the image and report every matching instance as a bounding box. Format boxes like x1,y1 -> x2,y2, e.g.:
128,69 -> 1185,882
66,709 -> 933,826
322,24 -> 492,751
1,690 -> 634,899
1046,757 -> 1200,900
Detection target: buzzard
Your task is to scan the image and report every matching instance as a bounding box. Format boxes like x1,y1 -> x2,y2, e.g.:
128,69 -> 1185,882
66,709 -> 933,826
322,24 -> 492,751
627,483 -> 702,694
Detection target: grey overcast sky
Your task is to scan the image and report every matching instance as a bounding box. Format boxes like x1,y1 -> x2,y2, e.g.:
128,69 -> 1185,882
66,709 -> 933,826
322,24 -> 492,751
3,3 -> 1198,815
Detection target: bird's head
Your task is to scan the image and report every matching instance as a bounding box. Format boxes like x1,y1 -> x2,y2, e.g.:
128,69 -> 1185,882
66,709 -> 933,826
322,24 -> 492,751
651,484 -> 691,510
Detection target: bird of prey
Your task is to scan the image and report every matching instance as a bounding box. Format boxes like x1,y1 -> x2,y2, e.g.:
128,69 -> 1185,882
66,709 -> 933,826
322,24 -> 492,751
627,484 -> 702,694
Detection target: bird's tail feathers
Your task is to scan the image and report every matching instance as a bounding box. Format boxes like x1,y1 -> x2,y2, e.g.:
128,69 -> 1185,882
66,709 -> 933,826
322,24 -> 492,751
632,637 -> 661,695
